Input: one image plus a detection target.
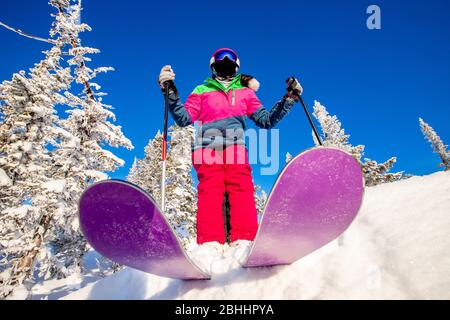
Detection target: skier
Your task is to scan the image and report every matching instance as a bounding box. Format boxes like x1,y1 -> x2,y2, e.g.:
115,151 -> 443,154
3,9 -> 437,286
158,48 -> 303,255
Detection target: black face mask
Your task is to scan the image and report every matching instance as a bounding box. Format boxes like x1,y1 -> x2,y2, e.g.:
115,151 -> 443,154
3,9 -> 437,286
213,58 -> 237,78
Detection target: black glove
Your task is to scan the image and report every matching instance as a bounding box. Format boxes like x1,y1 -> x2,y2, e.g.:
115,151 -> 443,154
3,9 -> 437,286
285,77 -> 303,102
160,80 -> 178,96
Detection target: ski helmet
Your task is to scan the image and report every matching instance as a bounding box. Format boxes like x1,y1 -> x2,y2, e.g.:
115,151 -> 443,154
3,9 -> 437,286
210,48 -> 240,78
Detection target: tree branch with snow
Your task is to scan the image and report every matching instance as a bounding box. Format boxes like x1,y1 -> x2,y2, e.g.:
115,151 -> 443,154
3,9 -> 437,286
312,100 -> 404,186
419,118 -> 450,171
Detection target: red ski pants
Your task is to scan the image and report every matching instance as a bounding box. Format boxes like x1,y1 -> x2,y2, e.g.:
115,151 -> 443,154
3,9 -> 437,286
192,145 -> 258,244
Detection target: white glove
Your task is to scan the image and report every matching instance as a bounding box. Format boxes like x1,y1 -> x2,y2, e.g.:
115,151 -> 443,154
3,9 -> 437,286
158,65 -> 175,89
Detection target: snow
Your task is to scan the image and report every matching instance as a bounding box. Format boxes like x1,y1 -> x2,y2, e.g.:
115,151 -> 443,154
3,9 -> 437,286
2,205 -> 30,219
11,170 -> 450,300
0,168 -> 12,187
6,250 -> 118,300
100,149 -> 125,167
22,142 -> 33,153
42,180 -> 66,193
84,170 -> 108,181
187,241 -> 251,275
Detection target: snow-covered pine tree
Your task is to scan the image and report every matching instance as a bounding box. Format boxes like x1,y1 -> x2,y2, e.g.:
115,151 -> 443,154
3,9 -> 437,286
254,185 -> 267,221
127,157 -> 139,183
0,0 -> 133,297
128,131 -> 164,198
127,126 -> 196,247
362,157 -> 404,186
0,38 -> 74,297
165,125 -> 197,248
48,0 -> 133,277
312,100 -> 403,186
419,118 -> 450,171
311,100 -> 364,159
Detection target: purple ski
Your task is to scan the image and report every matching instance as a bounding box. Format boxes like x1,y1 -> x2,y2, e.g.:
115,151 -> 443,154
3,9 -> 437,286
244,147 -> 364,268
78,180 -> 210,280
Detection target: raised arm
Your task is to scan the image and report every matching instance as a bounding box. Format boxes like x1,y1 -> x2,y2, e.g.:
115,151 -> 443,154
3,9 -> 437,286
247,93 -> 295,129
246,77 -> 303,129
158,65 -> 201,127
167,91 -> 201,127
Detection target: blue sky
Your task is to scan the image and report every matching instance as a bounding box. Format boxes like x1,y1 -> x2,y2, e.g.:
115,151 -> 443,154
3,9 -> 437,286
1,0 -> 449,192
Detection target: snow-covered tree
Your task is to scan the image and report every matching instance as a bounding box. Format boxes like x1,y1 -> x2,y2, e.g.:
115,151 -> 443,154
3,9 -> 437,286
165,126 -> 197,247
362,157 -> 404,186
312,100 -> 403,186
45,0 -> 133,279
128,125 -> 196,247
128,131 -> 164,198
419,118 -> 450,171
127,157 -> 139,183
312,100 -> 365,159
254,185 -> 267,221
0,0 -> 132,298
0,41 -> 74,297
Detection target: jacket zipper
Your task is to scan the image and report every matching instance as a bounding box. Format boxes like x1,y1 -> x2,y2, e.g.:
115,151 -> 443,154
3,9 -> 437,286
207,77 -> 238,107
207,77 -> 239,107
227,89 -> 235,107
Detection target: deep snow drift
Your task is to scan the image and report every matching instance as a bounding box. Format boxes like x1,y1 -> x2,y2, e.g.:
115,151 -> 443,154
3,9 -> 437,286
15,171 -> 450,299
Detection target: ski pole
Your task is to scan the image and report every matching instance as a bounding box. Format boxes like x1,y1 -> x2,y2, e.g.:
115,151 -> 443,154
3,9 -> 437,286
161,81 -> 170,212
298,96 -> 323,146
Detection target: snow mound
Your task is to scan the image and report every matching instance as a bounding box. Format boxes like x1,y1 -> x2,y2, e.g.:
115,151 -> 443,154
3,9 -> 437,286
188,240 -> 252,276
8,250 -> 119,300
39,171 -> 450,299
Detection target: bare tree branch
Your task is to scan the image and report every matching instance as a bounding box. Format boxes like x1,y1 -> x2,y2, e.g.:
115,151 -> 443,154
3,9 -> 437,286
0,20 -> 56,44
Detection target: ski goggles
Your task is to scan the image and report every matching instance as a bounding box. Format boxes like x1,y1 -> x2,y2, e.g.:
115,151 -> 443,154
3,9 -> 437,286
211,48 -> 239,64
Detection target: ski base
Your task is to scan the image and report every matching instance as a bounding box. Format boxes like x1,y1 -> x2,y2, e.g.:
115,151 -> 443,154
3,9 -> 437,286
79,180 -> 210,280
244,147 -> 364,268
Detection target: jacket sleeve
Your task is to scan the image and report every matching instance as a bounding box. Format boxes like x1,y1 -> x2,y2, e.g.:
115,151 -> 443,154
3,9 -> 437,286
246,90 -> 295,129
167,90 -> 202,127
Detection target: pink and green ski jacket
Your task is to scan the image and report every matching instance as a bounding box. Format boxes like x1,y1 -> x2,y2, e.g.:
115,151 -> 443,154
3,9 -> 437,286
168,74 -> 294,149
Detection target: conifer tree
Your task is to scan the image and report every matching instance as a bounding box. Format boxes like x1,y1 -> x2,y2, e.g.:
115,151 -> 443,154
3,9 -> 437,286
312,100 -> 403,186
254,185 -> 268,221
0,0 -> 132,297
419,118 -> 450,171
0,32 -> 74,298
